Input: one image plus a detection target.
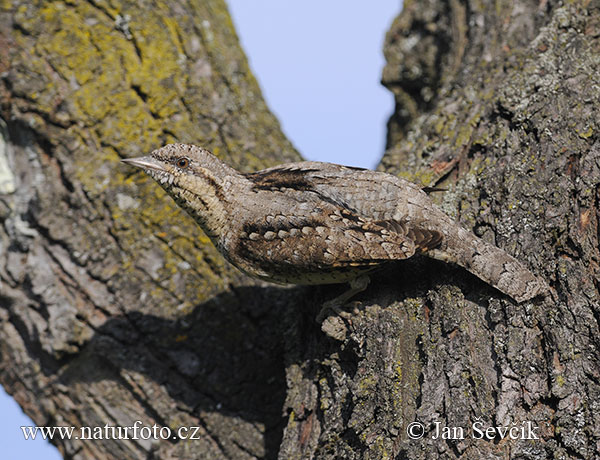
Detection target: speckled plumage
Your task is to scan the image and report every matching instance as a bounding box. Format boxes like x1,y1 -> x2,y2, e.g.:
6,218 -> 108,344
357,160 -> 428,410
122,143 -> 549,302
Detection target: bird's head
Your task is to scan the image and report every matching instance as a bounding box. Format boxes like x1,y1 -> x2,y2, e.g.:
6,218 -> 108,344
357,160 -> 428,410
122,143 -> 236,238
122,143 -> 230,190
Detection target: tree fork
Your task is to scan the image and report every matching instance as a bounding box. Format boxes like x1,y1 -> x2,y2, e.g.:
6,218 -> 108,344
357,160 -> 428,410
1,1 -> 599,459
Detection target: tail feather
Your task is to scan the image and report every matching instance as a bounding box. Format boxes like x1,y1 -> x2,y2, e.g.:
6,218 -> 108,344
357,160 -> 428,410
427,224 -> 549,303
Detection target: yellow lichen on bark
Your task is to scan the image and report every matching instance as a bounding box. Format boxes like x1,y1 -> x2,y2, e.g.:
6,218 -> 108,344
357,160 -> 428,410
2,0 -> 301,311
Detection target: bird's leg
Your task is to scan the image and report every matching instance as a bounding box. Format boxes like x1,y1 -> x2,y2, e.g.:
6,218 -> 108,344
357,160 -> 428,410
316,275 -> 370,323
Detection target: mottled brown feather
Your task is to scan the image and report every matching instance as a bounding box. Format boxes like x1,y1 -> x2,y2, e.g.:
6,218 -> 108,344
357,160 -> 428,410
123,144 -> 550,300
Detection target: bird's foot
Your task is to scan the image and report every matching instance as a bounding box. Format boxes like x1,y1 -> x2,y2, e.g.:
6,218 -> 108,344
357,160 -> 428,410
316,275 -> 370,323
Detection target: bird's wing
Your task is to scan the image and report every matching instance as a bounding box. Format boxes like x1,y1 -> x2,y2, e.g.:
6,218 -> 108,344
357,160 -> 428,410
244,161 -> 442,225
244,161 -> 427,221
235,192 -> 442,273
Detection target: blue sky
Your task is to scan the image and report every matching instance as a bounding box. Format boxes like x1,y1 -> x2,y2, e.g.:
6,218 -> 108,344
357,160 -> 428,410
228,0 -> 400,168
0,2 -> 400,458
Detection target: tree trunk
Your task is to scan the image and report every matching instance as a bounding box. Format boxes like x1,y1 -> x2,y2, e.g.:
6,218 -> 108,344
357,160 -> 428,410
0,1 -> 298,459
1,1 -> 599,460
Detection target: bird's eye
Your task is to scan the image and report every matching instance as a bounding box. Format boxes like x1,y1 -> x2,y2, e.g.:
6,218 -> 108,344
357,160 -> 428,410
176,157 -> 190,169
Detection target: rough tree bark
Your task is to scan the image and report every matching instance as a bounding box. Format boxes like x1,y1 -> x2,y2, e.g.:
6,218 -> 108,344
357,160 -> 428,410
0,1 -> 598,460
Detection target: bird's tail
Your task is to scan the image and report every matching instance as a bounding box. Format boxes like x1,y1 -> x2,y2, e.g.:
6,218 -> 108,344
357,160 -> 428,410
426,221 -> 549,303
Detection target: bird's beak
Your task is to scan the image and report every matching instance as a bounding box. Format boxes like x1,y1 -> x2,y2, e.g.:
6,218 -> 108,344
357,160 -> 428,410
121,156 -> 166,173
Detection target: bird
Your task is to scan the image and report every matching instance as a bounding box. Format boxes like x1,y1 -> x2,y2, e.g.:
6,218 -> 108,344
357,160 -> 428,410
122,143 -> 549,305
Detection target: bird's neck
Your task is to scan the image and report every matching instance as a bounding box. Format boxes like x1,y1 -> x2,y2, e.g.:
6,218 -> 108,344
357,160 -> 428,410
168,168 -> 245,244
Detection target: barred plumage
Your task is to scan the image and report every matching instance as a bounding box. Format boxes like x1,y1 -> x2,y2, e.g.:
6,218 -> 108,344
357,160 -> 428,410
122,143 -> 549,303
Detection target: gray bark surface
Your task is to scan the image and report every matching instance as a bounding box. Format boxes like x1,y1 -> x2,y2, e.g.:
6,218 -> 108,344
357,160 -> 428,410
1,1 -> 599,460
